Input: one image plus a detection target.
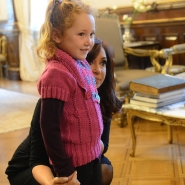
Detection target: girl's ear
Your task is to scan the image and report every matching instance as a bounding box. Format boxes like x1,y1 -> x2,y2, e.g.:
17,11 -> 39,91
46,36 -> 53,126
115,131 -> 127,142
51,28 -> 62,43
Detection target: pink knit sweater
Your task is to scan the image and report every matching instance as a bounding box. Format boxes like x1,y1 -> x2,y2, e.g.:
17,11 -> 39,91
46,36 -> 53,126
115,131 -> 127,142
37,49 -> 103,168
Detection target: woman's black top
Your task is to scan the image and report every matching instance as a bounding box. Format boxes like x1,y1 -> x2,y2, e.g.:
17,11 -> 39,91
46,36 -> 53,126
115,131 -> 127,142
5,99 -> 111,178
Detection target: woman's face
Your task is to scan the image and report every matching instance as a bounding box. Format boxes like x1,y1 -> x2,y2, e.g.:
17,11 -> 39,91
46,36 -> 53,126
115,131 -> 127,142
89,47 -> 107,88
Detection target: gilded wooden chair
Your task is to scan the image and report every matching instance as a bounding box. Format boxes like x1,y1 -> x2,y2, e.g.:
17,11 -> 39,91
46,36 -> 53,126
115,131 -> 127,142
95,13 -> 160,126
95,13 -> 159,97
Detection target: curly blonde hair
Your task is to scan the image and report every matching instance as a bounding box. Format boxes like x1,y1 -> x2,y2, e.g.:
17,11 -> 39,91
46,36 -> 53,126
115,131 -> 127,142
37,0 -> 96,60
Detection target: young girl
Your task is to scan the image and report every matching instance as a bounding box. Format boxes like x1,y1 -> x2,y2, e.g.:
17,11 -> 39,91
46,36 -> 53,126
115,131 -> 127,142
5,38 -> 122,185
37,0 -> 103,184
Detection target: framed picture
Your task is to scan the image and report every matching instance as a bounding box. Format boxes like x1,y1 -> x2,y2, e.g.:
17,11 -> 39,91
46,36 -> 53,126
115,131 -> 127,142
0,0 -> 8,21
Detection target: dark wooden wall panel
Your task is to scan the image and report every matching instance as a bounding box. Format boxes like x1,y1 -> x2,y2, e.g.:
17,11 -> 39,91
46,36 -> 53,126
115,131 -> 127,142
100,1 -> 185,66
129,22 -> 185,65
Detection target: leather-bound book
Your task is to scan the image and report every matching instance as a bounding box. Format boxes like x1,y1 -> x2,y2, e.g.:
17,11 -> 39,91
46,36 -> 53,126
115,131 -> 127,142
129,74 -> 185,95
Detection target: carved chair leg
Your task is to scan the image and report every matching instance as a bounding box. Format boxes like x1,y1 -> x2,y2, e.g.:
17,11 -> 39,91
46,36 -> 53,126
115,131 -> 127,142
167,125 -> 173,144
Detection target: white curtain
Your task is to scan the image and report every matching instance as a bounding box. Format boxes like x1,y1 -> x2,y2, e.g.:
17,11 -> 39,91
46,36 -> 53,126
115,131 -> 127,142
13,0 -> 47,81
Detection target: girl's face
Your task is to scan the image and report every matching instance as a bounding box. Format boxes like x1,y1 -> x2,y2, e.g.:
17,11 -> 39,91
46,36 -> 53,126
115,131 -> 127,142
89,47 -> 107,88
56,12 -> 95,60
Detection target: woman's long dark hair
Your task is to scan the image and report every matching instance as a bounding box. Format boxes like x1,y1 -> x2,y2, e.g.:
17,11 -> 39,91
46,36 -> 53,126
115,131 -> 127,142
86,38 -> 122,122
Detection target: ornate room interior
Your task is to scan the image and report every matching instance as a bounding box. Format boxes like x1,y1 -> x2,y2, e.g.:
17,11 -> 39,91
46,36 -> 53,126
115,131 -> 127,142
1,0 -> 185,80
1,0 -> 185,185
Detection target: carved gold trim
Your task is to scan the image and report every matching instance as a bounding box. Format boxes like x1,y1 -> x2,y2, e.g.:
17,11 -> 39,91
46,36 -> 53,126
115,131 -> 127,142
157,0 -> 184,3
157,0 -> 185,9
99,0 -> 185,12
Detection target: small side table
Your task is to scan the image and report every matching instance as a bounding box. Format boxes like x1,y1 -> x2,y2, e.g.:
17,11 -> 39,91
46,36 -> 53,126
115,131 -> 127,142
123,101 -> 185,157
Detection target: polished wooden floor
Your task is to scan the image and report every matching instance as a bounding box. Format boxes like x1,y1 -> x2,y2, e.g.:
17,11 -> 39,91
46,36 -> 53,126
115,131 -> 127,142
1,77 -> 185,185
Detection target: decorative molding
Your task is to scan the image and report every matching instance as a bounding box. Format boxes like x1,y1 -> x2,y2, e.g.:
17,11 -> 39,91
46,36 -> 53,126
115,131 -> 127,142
157,1 -> 185,10
121,17 -> 185,26
99,0 -> 185,13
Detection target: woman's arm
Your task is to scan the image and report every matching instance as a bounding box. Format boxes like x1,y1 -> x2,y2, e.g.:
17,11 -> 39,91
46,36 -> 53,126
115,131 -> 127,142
100,140 -> 104,154
32,165 -> 55,185
101,120 -> 111,154
32,165 -> 79,185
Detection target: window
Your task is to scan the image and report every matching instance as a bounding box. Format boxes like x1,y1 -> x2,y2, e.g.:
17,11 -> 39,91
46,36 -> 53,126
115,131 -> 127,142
30,0 -> 49,31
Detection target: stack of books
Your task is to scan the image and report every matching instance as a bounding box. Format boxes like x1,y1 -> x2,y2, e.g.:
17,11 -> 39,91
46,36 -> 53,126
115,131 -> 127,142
129,74 -> 185,108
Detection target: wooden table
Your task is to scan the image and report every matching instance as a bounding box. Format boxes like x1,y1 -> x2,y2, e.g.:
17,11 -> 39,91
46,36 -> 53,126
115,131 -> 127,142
123,101 -> 185,157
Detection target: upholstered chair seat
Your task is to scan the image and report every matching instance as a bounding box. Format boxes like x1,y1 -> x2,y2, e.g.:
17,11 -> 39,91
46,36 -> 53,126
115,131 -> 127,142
146,65 -> 185,75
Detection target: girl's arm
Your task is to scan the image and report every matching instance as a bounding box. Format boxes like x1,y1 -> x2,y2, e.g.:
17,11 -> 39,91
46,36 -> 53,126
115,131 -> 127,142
29,99 -> 77,184
29,99 -> 51,168
40,98 -> 75,177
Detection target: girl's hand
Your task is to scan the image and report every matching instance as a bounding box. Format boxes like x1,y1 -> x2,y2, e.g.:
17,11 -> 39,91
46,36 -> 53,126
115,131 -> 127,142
51,171 -> 80,185
51,176 -> 68,184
